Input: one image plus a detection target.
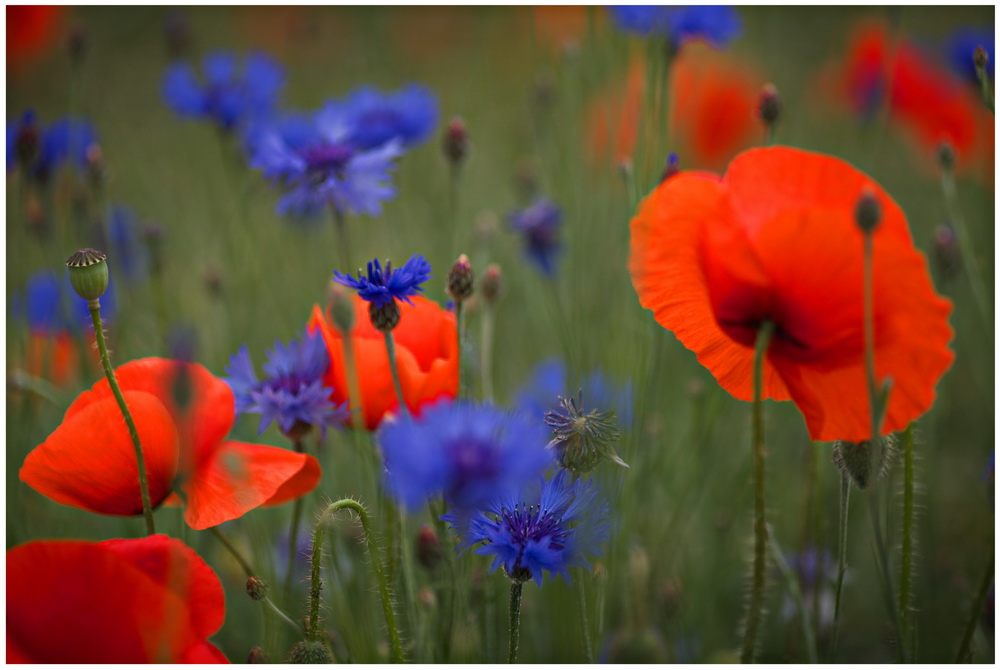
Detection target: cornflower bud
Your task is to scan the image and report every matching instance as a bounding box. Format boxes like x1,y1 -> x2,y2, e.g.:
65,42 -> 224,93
480,263 -> 503,304
447,254 -> 474,303
245,576 -> 270,601
758,83 -> 781,128
442,116 -> 468,167
416,524 -> 443,571
369,301 -> 401,333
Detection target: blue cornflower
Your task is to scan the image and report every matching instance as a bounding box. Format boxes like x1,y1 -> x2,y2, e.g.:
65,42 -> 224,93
335,83 -> 440,150
945,27 -> 994,86
225,330 -> 349,438
162,51 -> 284,131
452,469 -> 610,586
246,108 -> 403,218
7,112 -> 97,180
376,400 -> 555,513
103,205 -> 149,283
16,269 -> 115,335
607,5 -> 742,48
508,197 -> 562,277
516,358 -> 634,428
333,254 -> 432,309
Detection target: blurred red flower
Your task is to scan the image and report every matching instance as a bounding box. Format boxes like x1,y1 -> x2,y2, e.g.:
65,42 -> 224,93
7,534 -> 228,663
832,22 -> 992,173
308,294 -> 458,430
7,5 -> 64,69
25,332 -> 81,387
629,147 -> 953,442
19,358 -> 320,530
586,45 -> 760,172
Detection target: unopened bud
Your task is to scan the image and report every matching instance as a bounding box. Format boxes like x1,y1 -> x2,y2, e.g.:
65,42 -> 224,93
758,83 -> 781,128
974,45 -> 989,72
327,283 -> 355,334
416,524 -> 443,571
247,646 -> 269,663
937,142 -> 955,171
368,300 -> 401,333
447,254 -> 474,303
932,223 -> 960,280
480,264 -> 502,304
65,248 -> 109,301
442,116 -> 468,166
854,188 -> 881,234
832,435 -> 898,490
287,640 -> 332,664
544,393 -> 627,474
246,576 -> 270,601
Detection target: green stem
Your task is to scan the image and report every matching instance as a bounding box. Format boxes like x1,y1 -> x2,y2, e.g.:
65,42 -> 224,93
867,491 -> 904,660
740,319 -> 775,664
284,440 -> 306,604
432,499 -> 456,662
89,300 -> 155,535
955,549 -> 994,662
508,581 -> 523,664
455,300 -> 465,400
768,527 -> 818,664
899,424 -> 915,648
830,474 -> 851,660
863,232 -> 880,439
578,577 -> 594,663
976,62 -> 994,114
481,304 -> 496,403
333,207 -> 352,272
940,165 -> 992,338
311,499 -> 404,662
383,330 -> 409,418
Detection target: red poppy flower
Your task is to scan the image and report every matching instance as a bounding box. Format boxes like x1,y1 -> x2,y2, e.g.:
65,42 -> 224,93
7,5 -> 64,69
629,146 -> 953,442
586,45 -> 760,172
308,294 -> 458,430
7,534 -> 228,663
19,358 -> 320,530
25,332 -> 80,386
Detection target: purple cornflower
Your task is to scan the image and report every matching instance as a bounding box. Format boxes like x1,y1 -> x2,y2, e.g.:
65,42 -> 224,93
508,197 -> 562,277
516,358 -> 634,428
7,112 -> 97,182
14,269 -> 115,335
162,51 -> 284,131
333,254 -> 432,309
945,27 -> 994,86
451,469 -> 610,586
225,330 -> 349,438
246,108 -> 403,218
335,83 -> 440,150
375,400 -> 554,514
607,5 -> 742,48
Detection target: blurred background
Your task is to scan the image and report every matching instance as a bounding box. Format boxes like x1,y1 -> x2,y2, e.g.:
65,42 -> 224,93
6,5 -> 995,663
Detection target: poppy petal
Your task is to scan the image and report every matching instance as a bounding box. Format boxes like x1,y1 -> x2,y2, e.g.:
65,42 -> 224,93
63,358 -> 235,467
102,534 -> 225,640
7,539 -> 207,662
183,441 -> 320,530
20,391 -> 179,515
178,641 -> 230,663
629,171 -> 792,402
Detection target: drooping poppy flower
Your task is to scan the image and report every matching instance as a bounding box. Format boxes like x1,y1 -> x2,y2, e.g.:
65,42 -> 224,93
20,358 -> 320,530
7,534 -> 228,663
629,146 -> 953,442
308,294 -> 458,430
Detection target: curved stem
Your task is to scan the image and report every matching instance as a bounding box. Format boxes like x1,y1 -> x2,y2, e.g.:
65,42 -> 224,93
830,474 -> 851,660
940,166 -> 992,338
740,320 -> 775,664
955,549 -> 994,662
899,424 -> 915,647
508,581 -> 523,664
89,300 -> 155,535
312,499 -> 404,662
383,331 -> 409,418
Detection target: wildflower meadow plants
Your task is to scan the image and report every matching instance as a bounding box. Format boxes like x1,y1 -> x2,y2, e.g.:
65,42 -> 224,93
7,5 -> 994,664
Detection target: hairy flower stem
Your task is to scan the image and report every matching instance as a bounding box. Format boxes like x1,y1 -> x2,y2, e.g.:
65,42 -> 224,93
740,319 -> 775,664
383,331 -> 410,419
577,578 -> 594,663
899,424 -> 915,649
481,303 -> 496,403
508,581 -> 523,664
830,474 -> 851,660
89,300 -> 155,535
311,499 -> 403,662
940,165 -> 992,338
955,549 -> 994,662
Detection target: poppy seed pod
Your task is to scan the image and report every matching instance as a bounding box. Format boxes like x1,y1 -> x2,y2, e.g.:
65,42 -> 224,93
66,248 -> 109,302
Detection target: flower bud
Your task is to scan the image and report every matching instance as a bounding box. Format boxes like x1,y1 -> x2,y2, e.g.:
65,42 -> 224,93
937,141 -> 955,171
246,576 -> 270,601
758,83 -> 781,128
287,640 -> 333,664
65,248 -> 109,301
447,254 -> 474,303
247,646 -> 269,663
832,434 -> 898,490
327,282 -> 355,335
854,188 -> 881,234
442,116 -> 468,167
544,393 -> 627,474
932,223 -> 960,280
416,524 -> 443,571
368,300 -> 401,333
974,45 -> 989,72
480,263 -> 502,304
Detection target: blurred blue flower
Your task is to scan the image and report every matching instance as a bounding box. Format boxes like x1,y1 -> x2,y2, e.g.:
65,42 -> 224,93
516,358 -> 634,428
779,546 -> 839,630
246,109 -> 403,218
333,254 -> 431,308
102,205 -> 149,283
16,269 -> 115,335
607,5 -> 742,48
162,51 -> 284,131
507,197 -> 562,277
225,329 -> 349,438
450,469 -> 610,586
7,112 -> 97,180
335,83 -> 440,150
945,27 -> 994,85
376,400 -> 554,513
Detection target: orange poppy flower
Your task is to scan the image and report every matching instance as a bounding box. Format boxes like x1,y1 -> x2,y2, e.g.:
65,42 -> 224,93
19,358 -> 320,530
629,146 -> 953,442
25,331 -> 80,386
7,534 -> 228,663
308,294 -> 458,430
586,45 -> 760,172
